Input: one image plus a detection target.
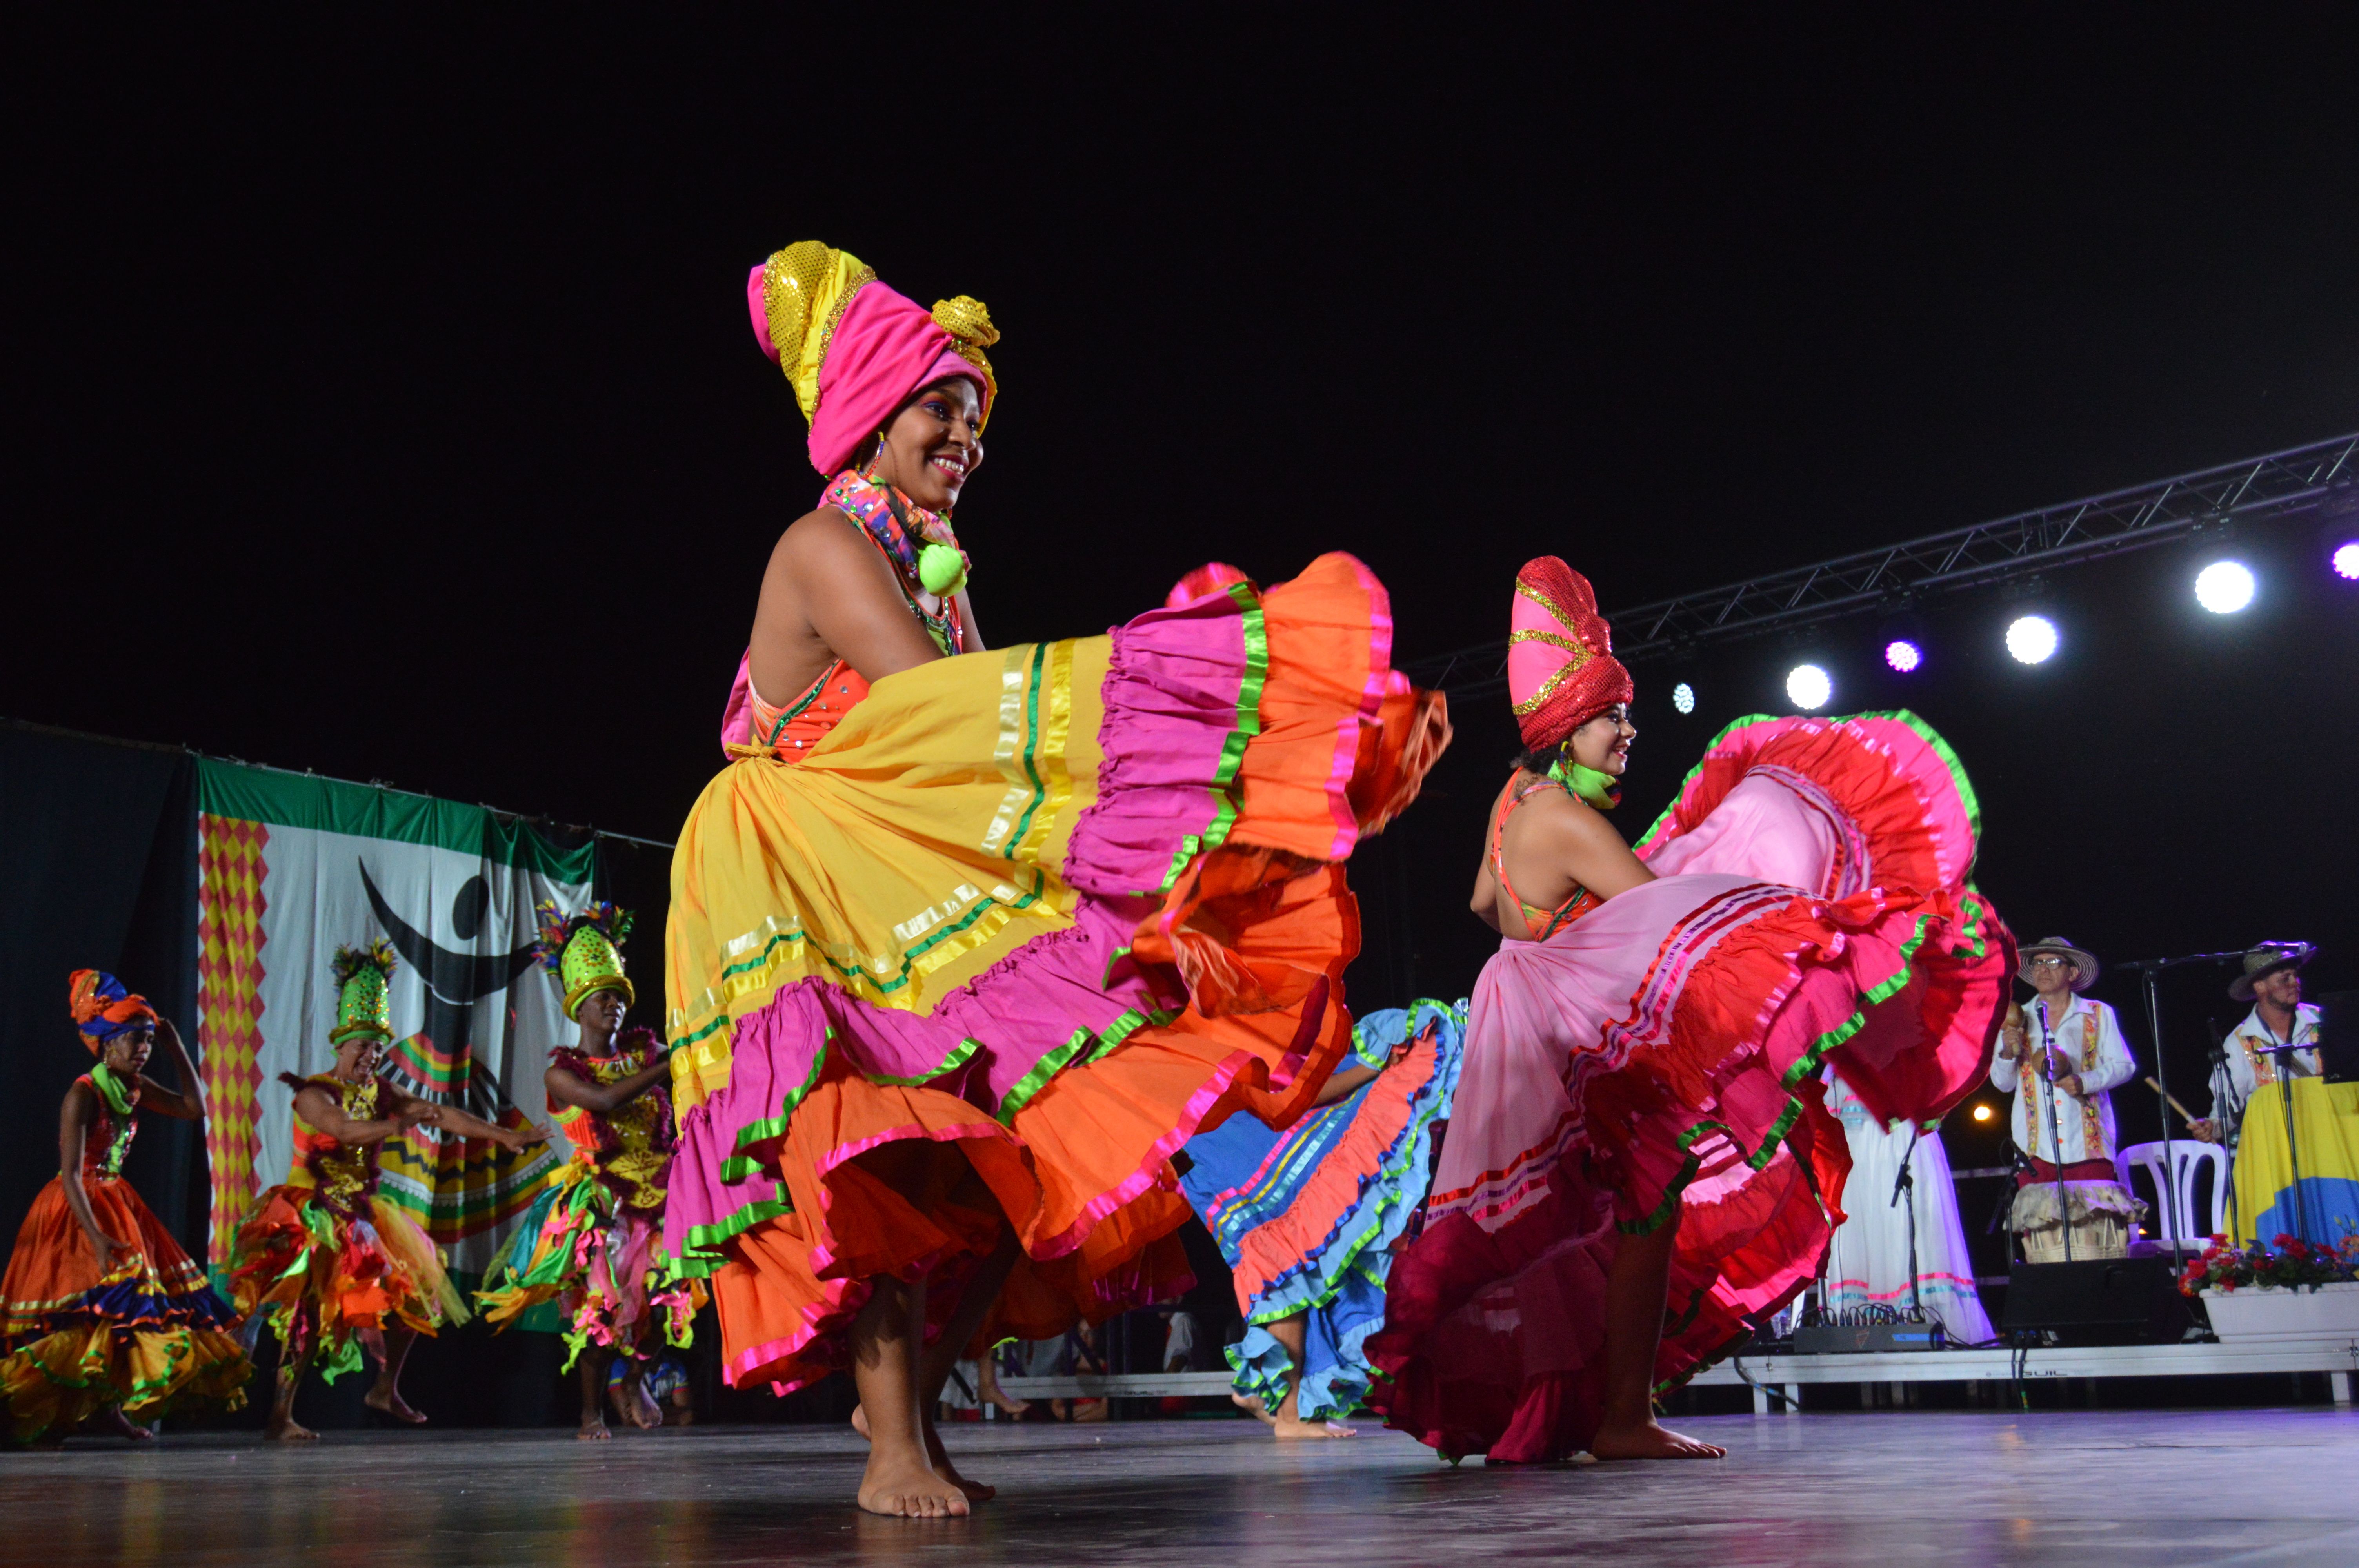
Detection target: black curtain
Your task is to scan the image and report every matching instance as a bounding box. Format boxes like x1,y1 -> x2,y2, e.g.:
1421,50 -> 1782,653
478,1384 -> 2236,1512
0,723 -> 202,1254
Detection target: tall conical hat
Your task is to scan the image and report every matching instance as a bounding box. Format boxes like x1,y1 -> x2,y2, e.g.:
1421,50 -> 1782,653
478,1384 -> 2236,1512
1508,557 -> 1634,749
533,900 -> 635,1020
329,940 -> 398,1045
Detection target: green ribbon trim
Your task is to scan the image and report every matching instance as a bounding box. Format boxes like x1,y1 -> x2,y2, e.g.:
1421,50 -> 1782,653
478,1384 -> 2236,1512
996,1028 -> 1096,1124
865,1036 -> 981,1088
719,1029 -> 834,1184
998,641 -> 1050,860
673,878 -> 1049,1054
661,1197 -> 796,1280
759,673 -> 831,746
1150,582 -> 1269,896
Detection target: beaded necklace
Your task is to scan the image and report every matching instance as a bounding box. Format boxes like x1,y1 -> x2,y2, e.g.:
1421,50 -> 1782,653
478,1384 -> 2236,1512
823,470 -> 969,656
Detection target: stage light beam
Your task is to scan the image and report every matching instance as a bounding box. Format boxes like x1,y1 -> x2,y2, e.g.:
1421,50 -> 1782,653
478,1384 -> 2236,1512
1884,639 -> 1922,673
1785,664 -> 1831,711
2195,559 -> 2255,614
2006,615 -> 2058,665
1672,682 -> 1696,715
2333,541 -> 2359,581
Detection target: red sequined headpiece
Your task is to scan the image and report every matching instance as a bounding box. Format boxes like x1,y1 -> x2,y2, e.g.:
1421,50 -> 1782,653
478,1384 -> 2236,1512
1506,556 -> 1633,750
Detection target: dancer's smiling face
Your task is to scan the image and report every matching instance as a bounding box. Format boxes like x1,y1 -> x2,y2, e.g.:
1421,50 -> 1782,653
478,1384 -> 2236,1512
1568,706 -> 1636,776
335,1034 -> 384,1080
871,377 -> 984,513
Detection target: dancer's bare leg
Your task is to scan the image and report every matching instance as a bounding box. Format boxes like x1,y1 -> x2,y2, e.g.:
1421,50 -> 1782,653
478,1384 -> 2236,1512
912,1228 -> 1022,1502
607,1335 -> 662,1430
90,1405 -> 155,1441
578,1345 -> 614,1441
1265,1313 -> 1352,1439
852,1272 -> 967,1517
364,1325 -> 427,1424
976,1352 -> 1029,1419
265,1310 -> 320,1442
1588,1211 -> 1725,1460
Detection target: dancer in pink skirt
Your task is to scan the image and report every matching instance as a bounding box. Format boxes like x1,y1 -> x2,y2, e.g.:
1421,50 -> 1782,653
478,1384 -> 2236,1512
1367,557 -> 2013,1464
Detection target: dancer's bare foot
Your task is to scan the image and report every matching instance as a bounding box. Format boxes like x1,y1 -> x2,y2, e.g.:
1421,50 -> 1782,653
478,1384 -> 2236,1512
578,1415 -> 612,1441
1588,1417 -> 1726,1460
364,1385 -> 428,1425
1272,1415 -> 1356,1440
856,1449 -> 970,1518
921,1421 -> 996,1502
1230,1392 -> 1277,1426
608,1370 -> 661,1430
91,1406 -> 155,1442
264,1414 -> 318,1442
851,1403 -> 871,1440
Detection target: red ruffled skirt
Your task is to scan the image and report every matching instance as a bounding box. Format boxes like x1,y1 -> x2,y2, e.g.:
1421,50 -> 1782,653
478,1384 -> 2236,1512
1367,713 -> 2014,1462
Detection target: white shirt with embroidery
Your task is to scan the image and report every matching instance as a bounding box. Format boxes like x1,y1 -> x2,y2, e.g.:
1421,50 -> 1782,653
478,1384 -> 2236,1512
1988,995 -> 2137,1165
2205,1002 -> 2323,1126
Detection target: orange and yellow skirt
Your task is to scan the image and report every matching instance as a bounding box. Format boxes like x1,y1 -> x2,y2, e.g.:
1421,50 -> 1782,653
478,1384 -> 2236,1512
0,1173 -> 250,1442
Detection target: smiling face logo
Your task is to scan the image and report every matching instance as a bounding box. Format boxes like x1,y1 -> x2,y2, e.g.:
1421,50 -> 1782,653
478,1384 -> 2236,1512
361,865 -> 541,1120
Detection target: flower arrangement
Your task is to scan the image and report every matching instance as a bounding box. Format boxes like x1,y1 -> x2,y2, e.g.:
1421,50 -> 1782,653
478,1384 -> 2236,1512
2178,1232 -> 2359,1297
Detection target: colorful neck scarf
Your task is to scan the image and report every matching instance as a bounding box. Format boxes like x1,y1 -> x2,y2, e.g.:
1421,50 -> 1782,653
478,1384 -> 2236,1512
824,470 -> 969,655
86,1063 -> 140,1176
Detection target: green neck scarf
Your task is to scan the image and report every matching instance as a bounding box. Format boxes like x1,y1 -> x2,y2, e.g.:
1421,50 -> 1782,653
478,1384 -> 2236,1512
1548,759 -> 1622,811
88,1060 -> 136,1117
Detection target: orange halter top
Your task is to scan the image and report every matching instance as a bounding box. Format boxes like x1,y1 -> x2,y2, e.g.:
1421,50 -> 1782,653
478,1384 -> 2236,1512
1489,771 -> 1606,941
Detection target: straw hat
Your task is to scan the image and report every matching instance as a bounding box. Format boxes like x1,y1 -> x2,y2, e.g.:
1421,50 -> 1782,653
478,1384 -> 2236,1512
2228,941 -> 2314,1002
2017,936 -> 2099,991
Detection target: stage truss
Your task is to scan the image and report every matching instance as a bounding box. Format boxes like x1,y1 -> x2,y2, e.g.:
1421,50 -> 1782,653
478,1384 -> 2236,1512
1414,432 -> 2359,697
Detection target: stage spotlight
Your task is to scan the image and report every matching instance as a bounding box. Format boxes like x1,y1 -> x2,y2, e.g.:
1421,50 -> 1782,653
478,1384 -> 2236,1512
2005,615 -> 2058,665
1672,682 -> 1696,715
1785,664 -> 1831,711
2194,559 -> 2255,614
2333,541 -> 2359,580
1883,639 -> 1922,673
1971,1103 -> 1994,1123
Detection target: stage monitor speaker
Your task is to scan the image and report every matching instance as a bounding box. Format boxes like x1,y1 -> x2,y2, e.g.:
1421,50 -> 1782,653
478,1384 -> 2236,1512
2319,991 -> 2358,1084
2001,1256 -> 2203,1345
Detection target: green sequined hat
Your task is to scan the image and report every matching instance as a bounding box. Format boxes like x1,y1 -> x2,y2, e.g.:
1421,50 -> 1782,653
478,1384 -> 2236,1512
328,939 -> 399,1045
532,900 -> 635,1020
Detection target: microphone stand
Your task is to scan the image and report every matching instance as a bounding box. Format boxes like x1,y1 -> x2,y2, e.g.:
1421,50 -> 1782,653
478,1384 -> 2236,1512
2117,949 -> 2252,1252
2036,1001 -> 2073,1263
2260,1041 -> 2314,1245
1891,1122 -> 1924,1318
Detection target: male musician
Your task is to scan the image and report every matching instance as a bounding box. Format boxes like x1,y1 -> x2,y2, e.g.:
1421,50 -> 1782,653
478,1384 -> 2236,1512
2191,942 -> 2321,1148
1990,937 -> 2137,1181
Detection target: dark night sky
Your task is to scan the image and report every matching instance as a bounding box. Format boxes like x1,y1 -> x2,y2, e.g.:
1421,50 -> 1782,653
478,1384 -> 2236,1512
6,12 -> 2357,1142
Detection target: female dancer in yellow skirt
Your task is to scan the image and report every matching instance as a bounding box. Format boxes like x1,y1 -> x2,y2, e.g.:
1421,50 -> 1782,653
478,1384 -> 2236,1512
229,942 -> 547,1439
0,972 -> 250,1443
665,241 -> 1446,1515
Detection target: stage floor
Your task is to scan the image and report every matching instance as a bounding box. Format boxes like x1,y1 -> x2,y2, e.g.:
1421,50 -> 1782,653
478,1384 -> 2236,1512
7,1408 -> 2356,1566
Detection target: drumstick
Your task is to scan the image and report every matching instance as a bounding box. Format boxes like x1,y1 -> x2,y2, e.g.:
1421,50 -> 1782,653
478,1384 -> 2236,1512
2144,1076 -> 2199,1124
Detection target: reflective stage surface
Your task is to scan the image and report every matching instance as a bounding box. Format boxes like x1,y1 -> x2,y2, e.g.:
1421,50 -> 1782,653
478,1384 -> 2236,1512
5,1409 -> 2356,1566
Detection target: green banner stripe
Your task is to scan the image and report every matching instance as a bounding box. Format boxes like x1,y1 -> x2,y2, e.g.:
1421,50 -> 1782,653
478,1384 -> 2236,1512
195,757 -> 595,881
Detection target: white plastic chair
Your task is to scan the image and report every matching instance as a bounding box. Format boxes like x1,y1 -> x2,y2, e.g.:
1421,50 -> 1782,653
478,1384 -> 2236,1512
2117,1140 -> 2229,1247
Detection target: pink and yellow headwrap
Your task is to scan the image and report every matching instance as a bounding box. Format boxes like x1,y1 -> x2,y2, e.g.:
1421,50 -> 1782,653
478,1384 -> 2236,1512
747,241 -> 998,477
1507,556 -> 1633,750
70,969 -> 156,1056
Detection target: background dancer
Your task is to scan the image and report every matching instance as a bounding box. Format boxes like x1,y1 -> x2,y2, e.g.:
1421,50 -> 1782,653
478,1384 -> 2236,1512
1819,1072 -> 1995,1343
662,240 -> 1444,1517
1179,997 -> 1468,1438
1369,557 -> 2010,1465
479,901 -> 702,1440
0,972 -> 250,1444
229,942 -> 545,1440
